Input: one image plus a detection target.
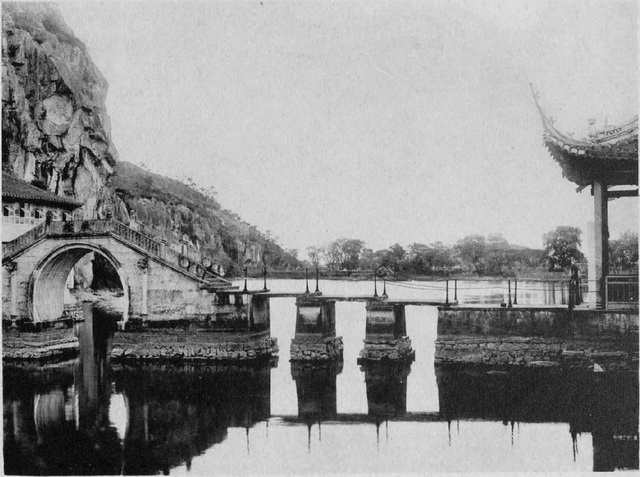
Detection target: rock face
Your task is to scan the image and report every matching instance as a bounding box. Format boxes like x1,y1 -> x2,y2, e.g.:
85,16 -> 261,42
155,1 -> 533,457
2,2 -> 118,219
1,3 -> 299,278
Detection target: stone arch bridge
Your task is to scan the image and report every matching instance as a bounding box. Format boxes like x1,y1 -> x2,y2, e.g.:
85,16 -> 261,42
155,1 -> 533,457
2,219 -> 234,326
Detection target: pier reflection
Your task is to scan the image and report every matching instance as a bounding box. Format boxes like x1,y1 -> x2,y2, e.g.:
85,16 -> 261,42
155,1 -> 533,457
291,361 -> 342,425
118,362 -> 272,475
3,307 -> 274,475
360,361 -> 411,418
4,360 -> 274,475
436,364 -> 639,472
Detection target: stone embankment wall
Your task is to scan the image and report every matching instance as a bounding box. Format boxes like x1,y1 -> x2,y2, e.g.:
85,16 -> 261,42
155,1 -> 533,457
3,326 -> 78,361
111,330 -> 278,362
436,307 -> 638,370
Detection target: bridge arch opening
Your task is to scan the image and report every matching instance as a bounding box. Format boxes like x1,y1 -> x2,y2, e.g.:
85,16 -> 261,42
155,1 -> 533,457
29,244 -> 130,324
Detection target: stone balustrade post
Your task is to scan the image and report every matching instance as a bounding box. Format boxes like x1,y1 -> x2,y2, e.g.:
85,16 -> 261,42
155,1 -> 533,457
137,258 -> 149,319
6,260 -> 19,325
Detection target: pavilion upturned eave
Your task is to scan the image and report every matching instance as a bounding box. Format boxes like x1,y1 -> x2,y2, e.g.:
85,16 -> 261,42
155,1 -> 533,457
531,86 -> 638,188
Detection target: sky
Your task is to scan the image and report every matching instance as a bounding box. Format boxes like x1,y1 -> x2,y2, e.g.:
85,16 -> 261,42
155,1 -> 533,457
56,0 -> 638,257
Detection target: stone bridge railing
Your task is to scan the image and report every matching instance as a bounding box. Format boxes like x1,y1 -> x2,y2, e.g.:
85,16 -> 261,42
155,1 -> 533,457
2,222 -> 47,259
2,219 -> 230,286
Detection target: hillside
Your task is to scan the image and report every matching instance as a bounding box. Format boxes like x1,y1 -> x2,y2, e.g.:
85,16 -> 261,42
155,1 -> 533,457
1,3 -> 300,277
114,161 -> 301,275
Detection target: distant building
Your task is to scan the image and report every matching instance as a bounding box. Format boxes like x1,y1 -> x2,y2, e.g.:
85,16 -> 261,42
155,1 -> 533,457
2,172 -> 82,242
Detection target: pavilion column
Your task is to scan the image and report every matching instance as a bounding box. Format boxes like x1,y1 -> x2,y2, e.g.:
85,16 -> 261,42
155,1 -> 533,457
592,179 -> 609,310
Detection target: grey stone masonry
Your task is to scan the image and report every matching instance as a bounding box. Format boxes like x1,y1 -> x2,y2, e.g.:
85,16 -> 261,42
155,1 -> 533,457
290,297 -> 344,361
3,327 -> 79,361
290,336 -> 344,361
358,336 -> 415,363
436,306 -> 639,370
359,300 -> 414,362
111,330 -> 278,362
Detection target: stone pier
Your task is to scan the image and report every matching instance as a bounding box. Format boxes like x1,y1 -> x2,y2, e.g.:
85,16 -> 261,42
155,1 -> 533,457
111,292 -> 278,362
358,301 -> 414,363
290,296 -> 343,361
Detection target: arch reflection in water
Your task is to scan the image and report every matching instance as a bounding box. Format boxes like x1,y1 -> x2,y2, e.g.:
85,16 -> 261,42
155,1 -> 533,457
4,304 -> 275,475
435,364 -> 639,472
4,361 -> 275,475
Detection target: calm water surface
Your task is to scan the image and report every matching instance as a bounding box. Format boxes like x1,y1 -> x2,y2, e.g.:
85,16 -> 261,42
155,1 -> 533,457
3,279 -> 638,474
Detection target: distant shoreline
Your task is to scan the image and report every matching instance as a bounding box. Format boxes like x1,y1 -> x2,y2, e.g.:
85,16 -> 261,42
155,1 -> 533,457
235,270 -> 577,283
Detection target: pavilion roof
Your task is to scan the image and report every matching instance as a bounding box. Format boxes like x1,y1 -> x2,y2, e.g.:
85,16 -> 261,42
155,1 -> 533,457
532,86 -> 638,188
2,173 -> 82,209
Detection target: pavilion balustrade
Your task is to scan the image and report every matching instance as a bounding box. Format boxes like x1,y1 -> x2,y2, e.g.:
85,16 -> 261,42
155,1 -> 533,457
605,275 -> 639,310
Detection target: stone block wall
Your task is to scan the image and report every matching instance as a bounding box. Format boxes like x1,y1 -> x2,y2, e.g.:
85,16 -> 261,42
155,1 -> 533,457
359,336 -> 415,363
290,336 -> 343,361
436,307 -> 639,369
438,307 -> 638,339
3,326 -> 78,360
111,329 -> 278,362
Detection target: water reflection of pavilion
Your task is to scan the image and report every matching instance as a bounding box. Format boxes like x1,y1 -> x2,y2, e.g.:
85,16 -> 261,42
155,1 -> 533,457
436,365 -> 639,472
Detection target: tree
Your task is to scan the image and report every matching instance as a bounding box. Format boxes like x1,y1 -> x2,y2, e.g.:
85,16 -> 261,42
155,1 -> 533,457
543,226 -> 584,271
358,248 -> 377,270
430,241 -> 456,274
407,243 -> 433,274
306,246 -> 324,267
340,239 -> 365,270
373,244 -> 406,273
324,240 -> 345,269
322,238 -> 365,270
609,231 -> 638,274
285,249 -> 298,260
455,235 -> 487,274
485,233 -> 509,275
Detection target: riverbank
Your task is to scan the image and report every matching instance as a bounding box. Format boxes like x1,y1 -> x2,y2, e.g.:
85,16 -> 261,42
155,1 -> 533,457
240,270 -> 576,282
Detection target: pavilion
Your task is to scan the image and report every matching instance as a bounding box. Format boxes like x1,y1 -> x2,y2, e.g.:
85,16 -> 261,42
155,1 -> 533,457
533,86 -> 638,309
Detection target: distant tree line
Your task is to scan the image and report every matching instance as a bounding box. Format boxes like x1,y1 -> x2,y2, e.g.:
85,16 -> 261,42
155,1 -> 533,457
301,227 -> 638,277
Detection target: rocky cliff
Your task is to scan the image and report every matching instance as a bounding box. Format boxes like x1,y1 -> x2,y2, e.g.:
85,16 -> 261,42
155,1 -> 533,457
1,3 -> 300,277
2,2 -> 119,219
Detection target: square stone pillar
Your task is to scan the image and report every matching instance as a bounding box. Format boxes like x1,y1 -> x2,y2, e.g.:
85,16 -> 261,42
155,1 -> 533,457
291,297 -> 343,361
359,301 -> 414,363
